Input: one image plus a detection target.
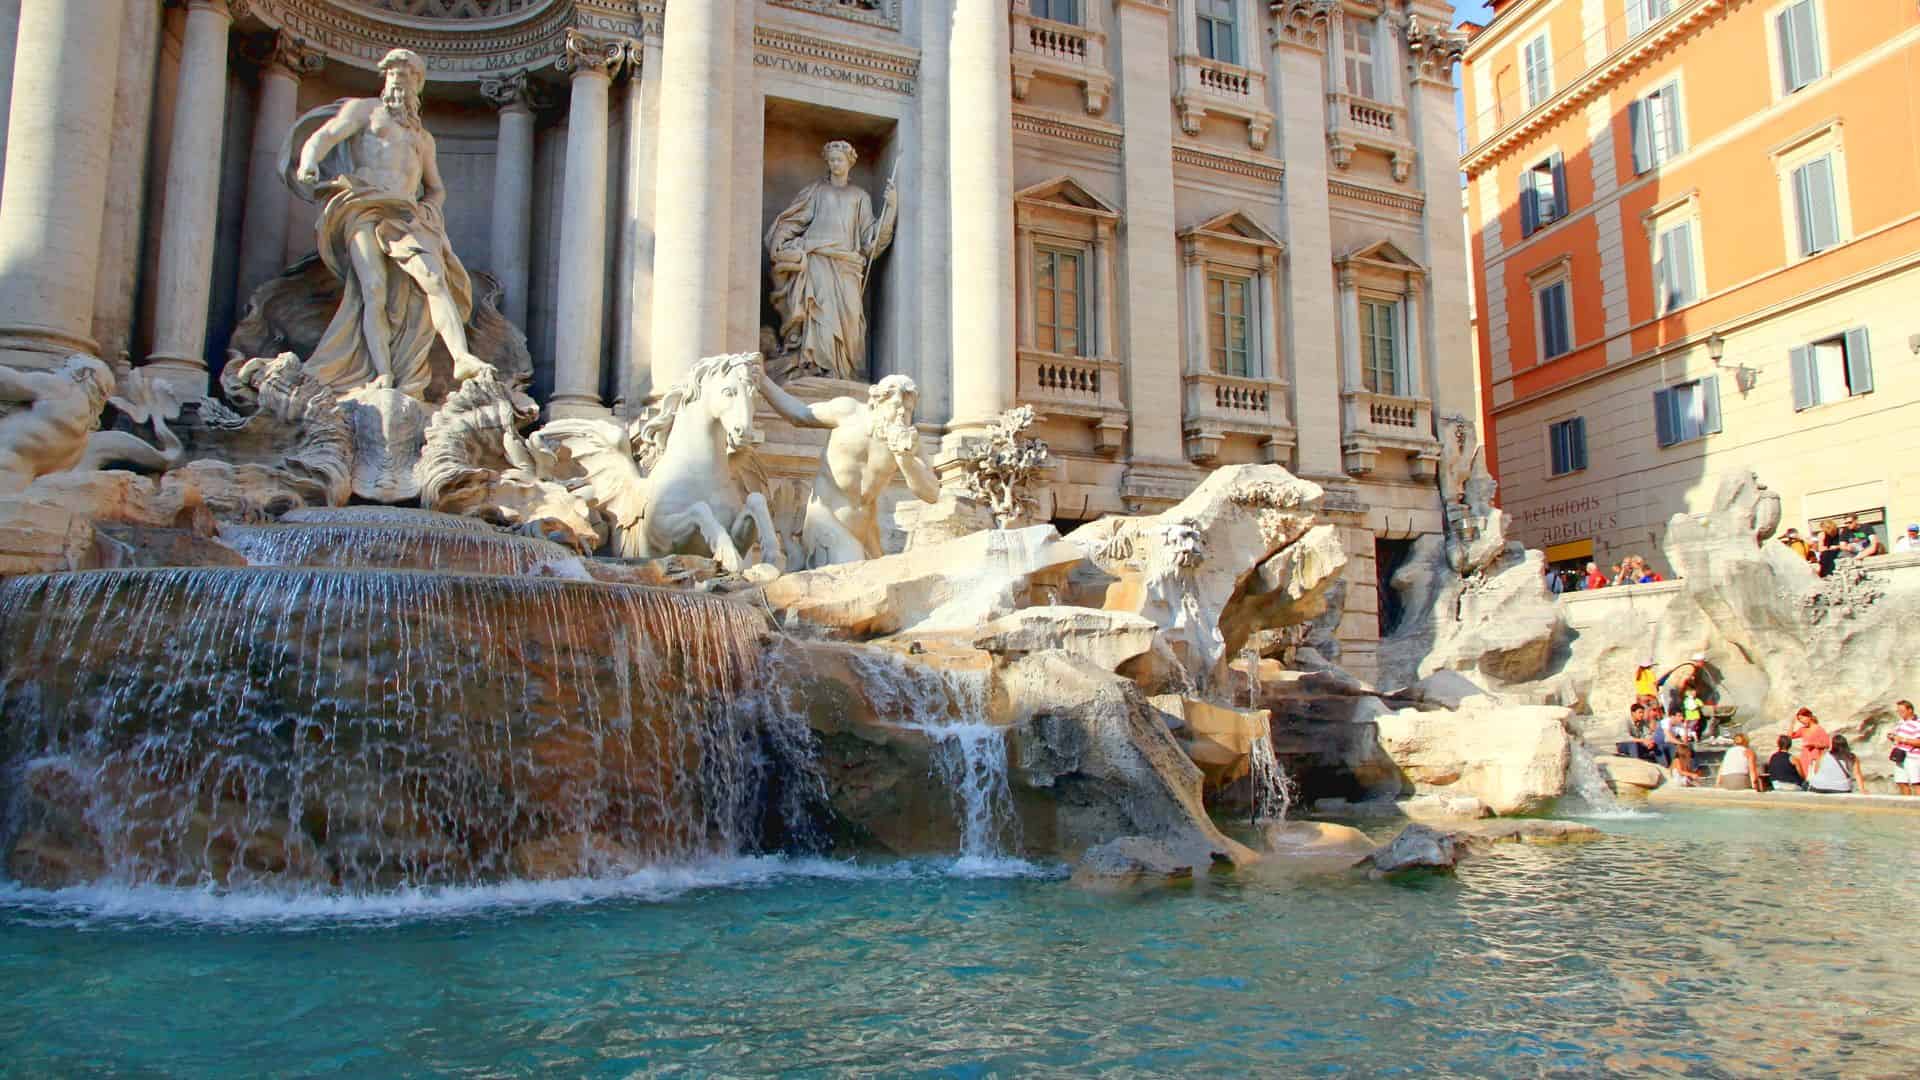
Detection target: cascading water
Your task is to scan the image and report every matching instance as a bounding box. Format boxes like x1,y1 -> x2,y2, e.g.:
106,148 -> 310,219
219,522 -> 592,579
1564,742 -> 1639,816
1247,735 -> 1297,824
846,651 -> 1018,862
0,509 -> 819,891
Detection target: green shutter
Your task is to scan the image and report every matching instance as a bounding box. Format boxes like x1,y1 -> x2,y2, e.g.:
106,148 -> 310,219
1844,327 -> 1873,396
1701,375 -> 1723,435
1629,99 -> 1652,173
1789,344 -> 1814,411
1654,388 -> 1677,447
1571,416 -> 1588,472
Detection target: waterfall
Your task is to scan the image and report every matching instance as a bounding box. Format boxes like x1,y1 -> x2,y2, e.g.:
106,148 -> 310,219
1564,742 -> 1636,815
0,563 -> 784,889
220,523 -> 591,579
1247,735 -> 1297,824
846,651 -> 1017,861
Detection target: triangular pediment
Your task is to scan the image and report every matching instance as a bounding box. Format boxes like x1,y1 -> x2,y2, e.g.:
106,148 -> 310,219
1179,210 -> 1284,249
1339,239 -> 1424,269
1014,175 -> 1120,216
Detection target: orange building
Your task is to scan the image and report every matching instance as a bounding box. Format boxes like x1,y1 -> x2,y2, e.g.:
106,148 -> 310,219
1461,0 -> 1920,577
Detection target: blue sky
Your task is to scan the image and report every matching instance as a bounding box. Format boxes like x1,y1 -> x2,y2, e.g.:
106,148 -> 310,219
1453,1 -> 1496,26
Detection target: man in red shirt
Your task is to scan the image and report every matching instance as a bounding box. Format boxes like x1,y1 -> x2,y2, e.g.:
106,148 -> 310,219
1582,562 -> 1607,590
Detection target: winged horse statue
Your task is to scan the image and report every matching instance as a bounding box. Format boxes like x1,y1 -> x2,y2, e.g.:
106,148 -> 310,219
534,352 -> 784,572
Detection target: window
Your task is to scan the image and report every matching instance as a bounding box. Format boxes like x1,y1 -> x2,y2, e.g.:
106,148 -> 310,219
1207,273 -> 1254,377
1522,34 -> 1552,108
1536,279 -> 1572,359
1791,154 -> 1841,257
1549,417 -> 1588,477
1034,247 -> 1086,356
1520,152 -> 1568,236
1777,0 -> 1823,93
1627,0 -> 1675,37
1790,328 -> 1873,410
1032,0 -> 1080,23
1654,220 -> 1698,314
1196,0 -> 1238,64
1653,377 -> 1722,447
1344,16 -> 1377,101
1360,299 -> 1401,394
1629,82 -> 1685,173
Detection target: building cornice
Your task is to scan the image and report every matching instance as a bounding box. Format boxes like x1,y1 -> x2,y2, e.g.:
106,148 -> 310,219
1462,0 -> 1730,173
752,25 -> 920,96
249,0 -> 657,80
1172,143 -> 1285,184
1012,109 -> 1125,151
1329,179 -> 1425,213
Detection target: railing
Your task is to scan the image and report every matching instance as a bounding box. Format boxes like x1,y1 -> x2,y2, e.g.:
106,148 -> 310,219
1018,350 -> 1124,414
1010,10 -> 1110,112
1184,371 -> 1289,430
1327,92 -> 1410,149
1026,22 -> 1090,61
1198,62 -> 1252,97
1341,389 -> 1434,441
1348,100 -> 1395,133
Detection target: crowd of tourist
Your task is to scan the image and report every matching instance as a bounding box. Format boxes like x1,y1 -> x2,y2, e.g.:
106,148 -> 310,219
1546,555 -> 1664,595
1613,653 -> 1920,796
1777,515 -> 1908,577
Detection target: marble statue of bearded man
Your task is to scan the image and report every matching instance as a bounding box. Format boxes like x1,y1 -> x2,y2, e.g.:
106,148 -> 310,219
765,140 -> 899,382
281,48 -> 493,399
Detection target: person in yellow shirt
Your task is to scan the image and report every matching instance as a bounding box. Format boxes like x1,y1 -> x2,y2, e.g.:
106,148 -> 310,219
1633,659 -> 1658,707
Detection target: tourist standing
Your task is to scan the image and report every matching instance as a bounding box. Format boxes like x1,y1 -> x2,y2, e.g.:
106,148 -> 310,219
1790,708 -> 1833,778
1814,521 -> 1844,577
1888,699 -> 1920,796
1634,659 -> 1659,708
1583,562 -> 1608,590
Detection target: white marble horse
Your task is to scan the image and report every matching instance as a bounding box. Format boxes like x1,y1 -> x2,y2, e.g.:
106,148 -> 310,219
535,352 -> 783,572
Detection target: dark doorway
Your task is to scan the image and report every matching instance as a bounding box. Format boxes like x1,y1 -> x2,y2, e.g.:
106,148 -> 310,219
1375,537 -> 1418,637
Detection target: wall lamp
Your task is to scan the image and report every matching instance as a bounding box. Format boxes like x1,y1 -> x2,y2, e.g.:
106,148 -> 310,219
1708,330 -> 1758,395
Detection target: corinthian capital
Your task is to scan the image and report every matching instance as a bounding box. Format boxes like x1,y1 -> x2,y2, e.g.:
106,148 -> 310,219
480,68 -> 552,112
1405,14 -> 1469,82
1270,0 -> 1337,52
556,29 -> 626,79
266,32 -> 324,78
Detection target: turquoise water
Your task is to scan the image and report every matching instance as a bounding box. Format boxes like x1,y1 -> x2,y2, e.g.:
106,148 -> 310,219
2,808 -> 1915,1076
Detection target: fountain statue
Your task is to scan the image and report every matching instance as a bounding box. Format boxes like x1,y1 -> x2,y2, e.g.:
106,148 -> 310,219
535,353 -> 782,571
285,47 -> 495,397
0,356 -> 179,493
753,369 -> 938,569
765,140 -> 899,382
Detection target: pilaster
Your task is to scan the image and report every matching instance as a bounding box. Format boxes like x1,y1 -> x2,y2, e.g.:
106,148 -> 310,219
649,0 -> 735,392
480,68 -> 548,330
237,31 -> 323,300
946,0 -> 1016,435
92,0 -> 166,368
1113,0 -> 1182,463
549,30 -> 624,419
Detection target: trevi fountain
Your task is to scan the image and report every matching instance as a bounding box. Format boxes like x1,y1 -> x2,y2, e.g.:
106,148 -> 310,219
0,27 -> 1915,1080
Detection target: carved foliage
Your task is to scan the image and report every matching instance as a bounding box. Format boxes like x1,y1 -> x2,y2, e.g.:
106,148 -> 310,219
954,405 -> 1052,529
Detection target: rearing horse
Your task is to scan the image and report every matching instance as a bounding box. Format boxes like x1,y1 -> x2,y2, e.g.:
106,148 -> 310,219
534,352 -> 783,572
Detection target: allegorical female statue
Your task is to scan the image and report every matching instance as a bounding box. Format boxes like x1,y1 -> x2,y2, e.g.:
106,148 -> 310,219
765,140 -> 899,383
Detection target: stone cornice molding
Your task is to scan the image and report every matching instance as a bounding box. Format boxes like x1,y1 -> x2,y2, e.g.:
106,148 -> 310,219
556,27 -> 623,78
1462,0 -> 1727,172
1172,144 -> 1285,185
767,0 -> 900,32
246,0 -> 587,81
1113,0 -> 1172,13
753,26 -> 920,96
1329,178 -> 1425,213
1011,109 -> 1124,151
1268,0 -> 1335,52
479,66 -> 551,110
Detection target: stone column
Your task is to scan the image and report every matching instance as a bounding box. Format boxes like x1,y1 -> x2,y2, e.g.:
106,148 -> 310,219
1113,0 -> 1182,462
549,32 -> 623,419
1259,252 -> 1282,381
1270,7 -> 1343,476
0,0 -> 125,371
1403,276 -> 1425,398
145,0 -> 235,397
1183,243 -> 1207,374
0,0 -> 22,195
648,0 -> 734,391
91,0 -> 165,368
1406,28 -> 1474,433
1339,268 -> 1363,391
1092,225 -> 1113,359
615,37 -> 660,408
945,0 -> 1015,434
237,33 -> 323,301
480,68 -> 544,330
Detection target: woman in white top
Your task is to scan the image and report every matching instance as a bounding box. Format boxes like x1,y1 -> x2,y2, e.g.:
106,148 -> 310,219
1807,735 -> 1864,793
1715,733 -> 1761,791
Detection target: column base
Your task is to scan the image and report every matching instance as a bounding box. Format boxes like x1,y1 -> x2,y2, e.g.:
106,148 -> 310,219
141,356 -> 210,400
545,395 -> 612,422
0,327 -> 102,372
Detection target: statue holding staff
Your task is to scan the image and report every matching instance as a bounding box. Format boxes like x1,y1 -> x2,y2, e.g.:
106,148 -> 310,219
765,141 -> 899,382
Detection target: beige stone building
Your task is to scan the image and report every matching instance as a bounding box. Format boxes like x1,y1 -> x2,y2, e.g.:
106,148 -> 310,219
0,0 -> 1474,678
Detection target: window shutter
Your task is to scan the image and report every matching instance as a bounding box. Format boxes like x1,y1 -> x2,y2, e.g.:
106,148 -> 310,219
1805,157 -> 1839,252
1844,327 -> 1874,396
1629,99 -> 1651,173
1789,344 -> 1814,412
1777,10 -> 1800,92
1663,84 -> 1686,157
1701,375 -> 1723,435
1653,234 -> 1670,312
1792,164 -> 1816,255
1654,388 -> 1676,447
1628,0 -> 1646,36
1571,417 -> 1588,472
1670,224 -> 1695,308
1788,2 -> 1821,87
1520,169 -> 1539,236
1550,153 -> 1569,219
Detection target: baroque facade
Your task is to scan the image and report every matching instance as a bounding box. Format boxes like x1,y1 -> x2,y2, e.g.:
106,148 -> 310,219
0,0 -> 1471,678
1463,0 -> 1920,577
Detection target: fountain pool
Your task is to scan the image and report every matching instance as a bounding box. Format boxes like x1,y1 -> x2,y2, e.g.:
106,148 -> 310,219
2,807 -> 1914,1074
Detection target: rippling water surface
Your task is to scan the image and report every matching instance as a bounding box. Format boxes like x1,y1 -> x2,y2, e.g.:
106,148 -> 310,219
2,808 -> 1916,1076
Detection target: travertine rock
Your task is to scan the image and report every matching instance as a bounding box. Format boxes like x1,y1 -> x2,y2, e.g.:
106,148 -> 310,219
1358,824 -> 1460,875
1381,546 -> 1561,689
762,525 -> 1084,638
1593,755 -> 1664,792
1150,694 -> 1269,792
1071,836 -> 1203,885
1372,700 -> 1574,815
1261,820 -> 1374,857
972,605 -> 1159,672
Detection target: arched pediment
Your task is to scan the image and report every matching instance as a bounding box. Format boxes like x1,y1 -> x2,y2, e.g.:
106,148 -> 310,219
248,0 -> 630,81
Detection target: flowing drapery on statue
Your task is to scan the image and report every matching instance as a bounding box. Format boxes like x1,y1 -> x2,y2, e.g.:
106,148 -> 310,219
765,141 -> 898,382
279,49 -> 491,400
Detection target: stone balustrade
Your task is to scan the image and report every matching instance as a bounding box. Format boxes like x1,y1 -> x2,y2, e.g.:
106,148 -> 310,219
1182,370 -> 1293,464
1010,9 -> 1111,114
1174,55 -> 1273,149
1339,389 -> 1438,477
1017,349 -> 1127,455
